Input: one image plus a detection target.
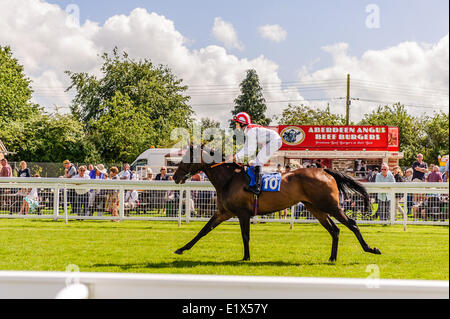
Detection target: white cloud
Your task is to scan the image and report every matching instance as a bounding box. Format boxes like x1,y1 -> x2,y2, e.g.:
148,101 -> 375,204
298,34 -> 449,121
211,17 -> 244,51
258,24 -> 287,43
1,0 -> 446,128
0,1 -> 300,127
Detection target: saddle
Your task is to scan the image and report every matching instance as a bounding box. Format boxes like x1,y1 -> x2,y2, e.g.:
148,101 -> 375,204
246,166 -> 282,217
246,166 -> 281,192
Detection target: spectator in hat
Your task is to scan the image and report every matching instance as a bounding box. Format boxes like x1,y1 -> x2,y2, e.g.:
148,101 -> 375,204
143,168 -> 154,181
89,164 -> 107,179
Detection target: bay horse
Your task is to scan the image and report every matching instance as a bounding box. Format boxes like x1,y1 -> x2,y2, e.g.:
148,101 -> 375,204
173,145 -> 381,262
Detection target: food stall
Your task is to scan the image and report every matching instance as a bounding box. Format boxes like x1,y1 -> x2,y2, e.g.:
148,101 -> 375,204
266,125 -> 403,180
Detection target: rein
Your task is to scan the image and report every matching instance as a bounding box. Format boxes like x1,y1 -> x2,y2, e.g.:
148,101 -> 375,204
210,160 -> 242,169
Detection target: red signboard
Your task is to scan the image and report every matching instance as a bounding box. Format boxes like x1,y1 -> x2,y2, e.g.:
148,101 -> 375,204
277,125 -> 399,151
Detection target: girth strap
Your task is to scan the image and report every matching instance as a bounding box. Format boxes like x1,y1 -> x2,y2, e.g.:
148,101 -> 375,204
253,194 -> 259,216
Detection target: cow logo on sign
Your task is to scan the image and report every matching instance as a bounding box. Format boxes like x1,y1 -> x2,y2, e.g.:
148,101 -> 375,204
280,126 -> 305,146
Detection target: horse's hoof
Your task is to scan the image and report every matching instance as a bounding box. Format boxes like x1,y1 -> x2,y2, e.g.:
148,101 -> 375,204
328,257 -> 337,263
372,247 -> 381,255
242,257 -> 250,261
174,249 -> 183,255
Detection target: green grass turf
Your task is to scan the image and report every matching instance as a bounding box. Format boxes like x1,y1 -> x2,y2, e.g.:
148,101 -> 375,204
0,219 -> 447,280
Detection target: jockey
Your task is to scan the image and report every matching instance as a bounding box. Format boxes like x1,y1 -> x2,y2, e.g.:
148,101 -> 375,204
231,111 -> 283,195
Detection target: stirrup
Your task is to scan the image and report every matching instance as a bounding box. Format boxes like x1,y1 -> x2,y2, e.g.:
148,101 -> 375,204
245,184 -> 261,196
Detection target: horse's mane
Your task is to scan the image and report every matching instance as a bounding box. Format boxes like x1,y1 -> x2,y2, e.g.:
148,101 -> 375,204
200,146 -> 242,169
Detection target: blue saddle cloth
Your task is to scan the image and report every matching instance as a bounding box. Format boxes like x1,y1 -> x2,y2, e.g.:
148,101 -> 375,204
247,167 -> 281,192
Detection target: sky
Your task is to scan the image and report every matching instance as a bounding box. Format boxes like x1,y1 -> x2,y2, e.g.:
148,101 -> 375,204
0,0 -> 448,126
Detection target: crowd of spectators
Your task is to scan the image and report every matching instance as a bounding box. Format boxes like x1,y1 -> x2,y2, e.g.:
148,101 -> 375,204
344,153 -> 449,221
1,155 -> 448,221
0,159 -> 216,220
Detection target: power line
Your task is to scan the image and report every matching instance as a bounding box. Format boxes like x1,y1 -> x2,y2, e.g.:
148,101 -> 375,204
352,78 -> 449,94
352,97 -> 449,110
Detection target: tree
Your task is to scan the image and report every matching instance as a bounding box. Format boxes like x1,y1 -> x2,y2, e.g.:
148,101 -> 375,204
0,112 -> 98,163
420,112 -> 449,164
278,104 -> 346,125
358,103 -> 424,166
0,46 -> 40,123
200,117 -> 221,129
66,48 -> 194,162
89,92 -> 160,163
230,69 -> 271,128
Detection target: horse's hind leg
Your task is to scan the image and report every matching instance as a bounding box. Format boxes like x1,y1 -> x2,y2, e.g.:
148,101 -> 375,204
332,207 -> 381,255
174,212 -> 228,255
306,205 -> 340,262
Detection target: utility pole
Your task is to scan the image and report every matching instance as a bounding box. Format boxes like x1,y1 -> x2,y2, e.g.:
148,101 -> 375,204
345,73 -> 350,125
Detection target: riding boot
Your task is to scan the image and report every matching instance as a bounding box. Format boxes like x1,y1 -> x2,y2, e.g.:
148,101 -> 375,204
245,165 -> 262,196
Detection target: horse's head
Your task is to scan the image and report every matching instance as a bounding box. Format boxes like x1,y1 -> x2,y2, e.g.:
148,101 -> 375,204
173,144 -> 209,184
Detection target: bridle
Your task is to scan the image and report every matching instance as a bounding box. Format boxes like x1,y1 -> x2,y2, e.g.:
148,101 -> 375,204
210,160 -> 242,168
177,159 -> 242,181
176,164 -> 194,181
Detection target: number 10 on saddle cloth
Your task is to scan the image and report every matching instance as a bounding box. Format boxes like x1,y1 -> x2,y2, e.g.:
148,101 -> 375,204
246,166 -> 281,192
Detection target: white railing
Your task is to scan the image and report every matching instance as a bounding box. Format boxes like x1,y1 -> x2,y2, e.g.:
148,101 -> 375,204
0,271 -> 447,299
0,178 -> 448,226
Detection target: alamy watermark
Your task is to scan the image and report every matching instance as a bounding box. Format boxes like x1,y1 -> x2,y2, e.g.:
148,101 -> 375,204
365,264 -> 380,288
365,4 -> 381,29
65,4 -> 80,28
64,263 -> 81,287
169,125 -> 277,165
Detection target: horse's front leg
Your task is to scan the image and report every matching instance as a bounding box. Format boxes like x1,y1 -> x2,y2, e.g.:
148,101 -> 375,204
174,212 -> 228,255
238,214 -> 251,261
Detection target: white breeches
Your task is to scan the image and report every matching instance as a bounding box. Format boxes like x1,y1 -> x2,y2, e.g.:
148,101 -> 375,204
238,135 -> 282,167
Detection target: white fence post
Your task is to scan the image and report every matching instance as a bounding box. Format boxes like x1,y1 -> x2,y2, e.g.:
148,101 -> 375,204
178,189 -> 184,227
185,189 -> 191,224
402,192 -> 408,231
63,187 -> 68,224
119,188 -> 125,221
290,205 -> 295,229
53,187 -> 60,221
389,190 -> 396,225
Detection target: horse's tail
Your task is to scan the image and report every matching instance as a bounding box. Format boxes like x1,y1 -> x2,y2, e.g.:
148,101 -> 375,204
324,168 -> 371,212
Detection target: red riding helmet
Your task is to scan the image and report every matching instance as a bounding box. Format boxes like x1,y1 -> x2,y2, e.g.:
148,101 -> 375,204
233,112 -> 251,125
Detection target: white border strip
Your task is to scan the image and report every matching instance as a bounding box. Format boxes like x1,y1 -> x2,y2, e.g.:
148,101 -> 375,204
0,271 -> 447,299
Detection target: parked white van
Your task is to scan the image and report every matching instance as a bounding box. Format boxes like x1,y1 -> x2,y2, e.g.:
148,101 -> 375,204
130,148 -> 184,178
